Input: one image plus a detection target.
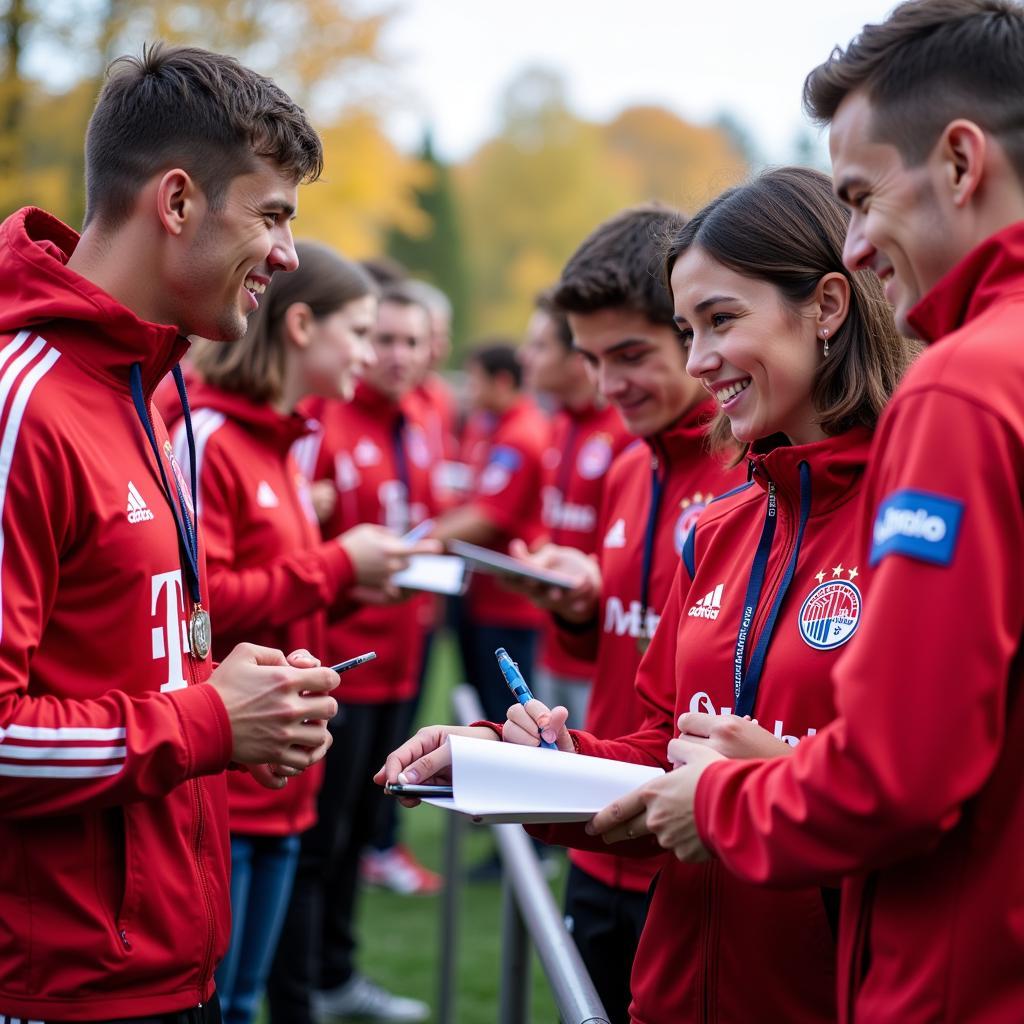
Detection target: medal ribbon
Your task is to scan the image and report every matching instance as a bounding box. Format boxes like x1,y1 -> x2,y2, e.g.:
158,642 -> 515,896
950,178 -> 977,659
391,411 -> 411,534
732,461 -> 811,718
638,455 -> 665,642
129,363 -> 202,608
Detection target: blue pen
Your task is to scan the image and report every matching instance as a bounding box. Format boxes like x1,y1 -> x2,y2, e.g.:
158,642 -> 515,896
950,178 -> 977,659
495,647 -> 557,749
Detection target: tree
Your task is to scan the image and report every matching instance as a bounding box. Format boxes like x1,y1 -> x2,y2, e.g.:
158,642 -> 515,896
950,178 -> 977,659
385,130 -> 470,357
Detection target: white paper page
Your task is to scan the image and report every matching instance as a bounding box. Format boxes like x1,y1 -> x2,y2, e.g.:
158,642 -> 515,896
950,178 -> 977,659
391,554 -> 466,595
421,734 -> 664,823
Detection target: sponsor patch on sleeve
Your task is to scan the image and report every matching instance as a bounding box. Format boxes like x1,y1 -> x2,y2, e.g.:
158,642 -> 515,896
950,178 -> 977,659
869,489 -> 964,567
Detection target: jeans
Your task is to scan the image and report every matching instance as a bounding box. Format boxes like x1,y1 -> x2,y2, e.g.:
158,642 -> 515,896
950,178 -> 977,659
216,834 -> 300,1024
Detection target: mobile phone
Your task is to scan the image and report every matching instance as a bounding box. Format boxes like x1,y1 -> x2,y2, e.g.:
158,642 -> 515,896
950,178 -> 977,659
384,782 -> 454,798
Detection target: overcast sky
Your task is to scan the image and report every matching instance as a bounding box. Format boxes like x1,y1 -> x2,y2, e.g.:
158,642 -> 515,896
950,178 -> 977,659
380,0 -> 897,164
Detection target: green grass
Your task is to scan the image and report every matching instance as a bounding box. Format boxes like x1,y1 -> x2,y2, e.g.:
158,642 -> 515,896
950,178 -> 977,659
353,631 -> 565,1023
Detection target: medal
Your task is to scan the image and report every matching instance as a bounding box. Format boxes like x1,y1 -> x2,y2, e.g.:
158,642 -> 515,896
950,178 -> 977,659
190,606 -> 212,660
636,634 -> 651,655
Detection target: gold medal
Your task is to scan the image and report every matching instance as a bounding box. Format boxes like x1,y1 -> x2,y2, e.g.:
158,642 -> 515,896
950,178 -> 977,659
636,634 -> 651,654
189,605 -> 211,660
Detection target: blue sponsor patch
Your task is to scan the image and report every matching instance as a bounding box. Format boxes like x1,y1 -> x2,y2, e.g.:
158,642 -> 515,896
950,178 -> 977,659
869,489 -> 964,567
488,445 -> 522,472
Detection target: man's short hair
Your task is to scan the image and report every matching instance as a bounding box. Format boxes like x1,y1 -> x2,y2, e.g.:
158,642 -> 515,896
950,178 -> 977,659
554,205 -> 686,329
466,341 -> 522,389
84,42 -> 323,228
803,0 -> 1024,183
378,284 -> 432,328
534,288 -> 574,351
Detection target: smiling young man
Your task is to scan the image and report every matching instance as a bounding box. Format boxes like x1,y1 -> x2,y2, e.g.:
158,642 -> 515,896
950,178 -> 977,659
0,44 -> 337,1024
588,3 -> 1024,1022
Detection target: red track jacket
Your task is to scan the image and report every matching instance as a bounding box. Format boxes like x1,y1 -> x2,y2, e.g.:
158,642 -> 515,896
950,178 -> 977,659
538,401 -> 631,678
179,382 -> 357,836
538,402 -> 742,894
695,223 -> 1024,1023
305,381 -> 434,704
0,208 -> 233,1019
460,397 -> 550,628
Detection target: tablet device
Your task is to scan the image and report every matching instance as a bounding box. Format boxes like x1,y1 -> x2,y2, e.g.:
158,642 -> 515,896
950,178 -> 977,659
447,539 -> 579,590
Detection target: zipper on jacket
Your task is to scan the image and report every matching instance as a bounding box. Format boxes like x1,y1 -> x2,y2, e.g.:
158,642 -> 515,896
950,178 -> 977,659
119,928 -> 131,950
699,864 -> 718,1024
191,776 -> 217,989
746,484 -> 796,653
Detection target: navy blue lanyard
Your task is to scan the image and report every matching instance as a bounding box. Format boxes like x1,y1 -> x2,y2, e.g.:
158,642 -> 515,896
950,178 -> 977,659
129,363 -> 202,606
638,455 -> 664,635
732,462 -> 811,718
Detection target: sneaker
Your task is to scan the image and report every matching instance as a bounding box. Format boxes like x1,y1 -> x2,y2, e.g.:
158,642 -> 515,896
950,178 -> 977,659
360,844 -> 443,895
314,973 -> 429,1022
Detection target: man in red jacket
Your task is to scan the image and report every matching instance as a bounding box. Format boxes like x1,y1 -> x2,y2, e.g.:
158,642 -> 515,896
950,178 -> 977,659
517,289 -> 631,727
589,3 -> 1024,1022
0,45 -> 341,1024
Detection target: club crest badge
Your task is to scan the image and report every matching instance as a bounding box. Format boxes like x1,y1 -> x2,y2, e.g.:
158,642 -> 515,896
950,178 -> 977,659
799,565 -> 861,650
577,434 -> 614,480
674,492 -> 710,554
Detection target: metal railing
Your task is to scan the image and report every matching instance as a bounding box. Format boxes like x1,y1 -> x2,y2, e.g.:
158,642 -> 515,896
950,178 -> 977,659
436,684 -> 610,1024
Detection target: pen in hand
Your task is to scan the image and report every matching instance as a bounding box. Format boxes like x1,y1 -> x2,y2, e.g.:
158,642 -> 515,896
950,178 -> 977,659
495,647 -> 557,749
329,651 -> 377,674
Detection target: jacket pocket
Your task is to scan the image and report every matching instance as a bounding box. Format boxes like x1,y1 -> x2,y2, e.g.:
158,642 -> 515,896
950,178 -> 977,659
95,807 -> 135,951
846,873 -> 877,1020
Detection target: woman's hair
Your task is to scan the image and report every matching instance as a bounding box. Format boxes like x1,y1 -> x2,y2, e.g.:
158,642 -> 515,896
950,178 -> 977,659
192,241 -> 376,404
663,166 -> 918,460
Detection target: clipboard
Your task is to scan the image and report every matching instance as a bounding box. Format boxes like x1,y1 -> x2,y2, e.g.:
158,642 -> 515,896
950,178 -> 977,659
446,539 -> 580,590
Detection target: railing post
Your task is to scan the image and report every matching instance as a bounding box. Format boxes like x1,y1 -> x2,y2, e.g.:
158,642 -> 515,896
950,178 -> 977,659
499,872 -> 530,1024
437,800 -> 463,1024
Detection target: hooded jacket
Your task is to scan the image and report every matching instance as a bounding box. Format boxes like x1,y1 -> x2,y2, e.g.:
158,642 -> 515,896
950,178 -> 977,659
303,381 -> 434,704
0,208 -> 233,1019
536,428 -> 872,1023
177,381 -> 356,835
540,402 -> 743,894
538,401 -> 631,678
695,222 -> 1024,1024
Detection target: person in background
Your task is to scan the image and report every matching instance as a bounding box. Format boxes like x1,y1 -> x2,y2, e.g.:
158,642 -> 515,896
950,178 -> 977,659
379,206 -> 743,1020
269,286 -> 436,1024
0,43 -> 340,1024
363,278 -> 456,896
618,4 -> 1024,1022
179,243 -> 427,1024
431,341 -> 550,723
517,288 -> 631,726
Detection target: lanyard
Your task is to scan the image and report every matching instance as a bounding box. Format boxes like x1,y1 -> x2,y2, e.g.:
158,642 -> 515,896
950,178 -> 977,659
638,454 -> 664,643
732,462 -> 811,718
129,363 -> 201,607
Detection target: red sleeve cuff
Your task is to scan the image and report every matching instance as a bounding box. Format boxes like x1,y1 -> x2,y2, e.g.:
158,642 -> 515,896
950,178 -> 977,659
170,683 -> 234,778
321,539 -> 356,597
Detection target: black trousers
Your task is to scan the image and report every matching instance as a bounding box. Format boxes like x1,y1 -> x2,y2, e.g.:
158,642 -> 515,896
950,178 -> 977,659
43,994 -> 222,1024
564,864 -> 649,1024
266,701 -> 407,1024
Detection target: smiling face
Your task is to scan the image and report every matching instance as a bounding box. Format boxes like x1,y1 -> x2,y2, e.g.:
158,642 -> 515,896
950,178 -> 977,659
300,293 -> 378,402
830,91 -> 957,336
173,156 -> 300,342
671,246 -> 826,447
568,306 -> 703,437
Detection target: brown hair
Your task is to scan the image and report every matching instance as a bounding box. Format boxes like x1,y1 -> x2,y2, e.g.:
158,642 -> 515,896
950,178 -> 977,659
534,288 -> 574,351
84,42 -> 323,228
555,205 -> 686,329
803,0 -> 1024,183
192,241 -> 375,404
664,166 -> 918,460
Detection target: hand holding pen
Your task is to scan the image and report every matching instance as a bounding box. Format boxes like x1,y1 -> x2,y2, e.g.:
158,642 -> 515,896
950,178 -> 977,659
495,647 -> 572,751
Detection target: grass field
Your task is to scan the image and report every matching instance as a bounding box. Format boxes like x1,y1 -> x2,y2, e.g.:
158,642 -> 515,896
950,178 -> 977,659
351,631 -> 565,1023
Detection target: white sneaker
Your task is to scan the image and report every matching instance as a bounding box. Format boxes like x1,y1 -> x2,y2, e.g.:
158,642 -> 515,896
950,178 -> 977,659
314,974 -> 429,1022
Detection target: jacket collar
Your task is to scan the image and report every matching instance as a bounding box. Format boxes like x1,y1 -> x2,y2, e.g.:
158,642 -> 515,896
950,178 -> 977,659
0,207 -> 188,395
907,220 -> 1024,343
748,426 -> 873,517
646,398 -> 717,467
187,380 -> 312,455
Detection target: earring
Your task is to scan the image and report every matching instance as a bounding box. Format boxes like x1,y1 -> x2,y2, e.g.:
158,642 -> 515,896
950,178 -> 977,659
821,328 -> 830,359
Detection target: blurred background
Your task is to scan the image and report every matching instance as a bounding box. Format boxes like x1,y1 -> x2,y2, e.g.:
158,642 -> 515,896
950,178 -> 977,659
1,0 -> 893,362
